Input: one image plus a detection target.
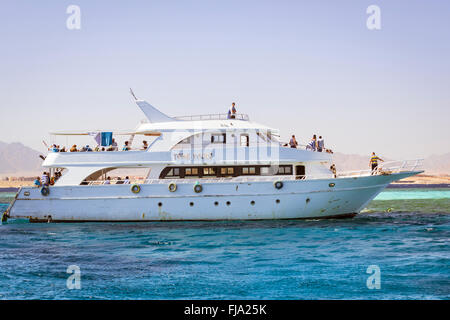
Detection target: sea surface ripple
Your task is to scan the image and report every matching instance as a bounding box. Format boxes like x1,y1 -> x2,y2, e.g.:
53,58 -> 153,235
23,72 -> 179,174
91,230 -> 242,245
0,189 -> 449,300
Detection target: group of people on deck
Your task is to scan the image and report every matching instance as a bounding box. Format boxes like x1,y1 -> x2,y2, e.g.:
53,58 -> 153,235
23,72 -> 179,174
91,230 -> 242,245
49,140 -> 149,153
34,171 -> 62,187
288,134 -> 328,153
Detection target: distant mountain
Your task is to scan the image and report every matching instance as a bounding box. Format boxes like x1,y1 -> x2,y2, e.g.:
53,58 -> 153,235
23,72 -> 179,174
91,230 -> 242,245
423,153 -> 450,174
0,142 -> 43,176
332,152 -> 450,175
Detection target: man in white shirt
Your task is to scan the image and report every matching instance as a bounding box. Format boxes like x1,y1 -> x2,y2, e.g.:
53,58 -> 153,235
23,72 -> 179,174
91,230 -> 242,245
317,136 -> 324,152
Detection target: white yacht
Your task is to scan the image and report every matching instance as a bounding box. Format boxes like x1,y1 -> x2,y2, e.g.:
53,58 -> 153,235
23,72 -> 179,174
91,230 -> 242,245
4,94 -> 423,222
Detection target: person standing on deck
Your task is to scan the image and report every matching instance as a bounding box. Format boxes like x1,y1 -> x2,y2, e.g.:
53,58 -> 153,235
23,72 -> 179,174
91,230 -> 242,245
289,135 -> 298,148
40,172 -> 50,186
370,152 -> 384,175
227,102 -> 237,119
317,136 -> 324,152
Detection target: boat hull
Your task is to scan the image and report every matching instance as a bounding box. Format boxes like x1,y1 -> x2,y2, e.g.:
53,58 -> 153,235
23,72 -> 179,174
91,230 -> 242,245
6,172 -> 419,222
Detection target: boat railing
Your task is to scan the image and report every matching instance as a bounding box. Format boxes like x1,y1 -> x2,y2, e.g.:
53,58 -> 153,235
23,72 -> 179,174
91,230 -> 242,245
173,113 -> 250,121
335,159 -> 424,178
85,159 -> 423,186
279,142 -> 334,153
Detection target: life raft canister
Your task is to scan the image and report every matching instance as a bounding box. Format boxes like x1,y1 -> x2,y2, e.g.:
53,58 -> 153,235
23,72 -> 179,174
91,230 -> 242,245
274,181 -> 283,190
168,182 -> 177,192
193,183 -> 203,193
41,186 -> 50,196
131,184 -> 141,194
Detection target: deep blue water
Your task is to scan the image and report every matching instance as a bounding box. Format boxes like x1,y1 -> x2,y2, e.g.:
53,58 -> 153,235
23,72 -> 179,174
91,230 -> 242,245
0,189 -> 449,300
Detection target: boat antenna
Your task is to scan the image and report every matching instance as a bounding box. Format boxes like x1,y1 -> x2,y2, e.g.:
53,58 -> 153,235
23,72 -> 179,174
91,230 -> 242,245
130,88 -> 138,101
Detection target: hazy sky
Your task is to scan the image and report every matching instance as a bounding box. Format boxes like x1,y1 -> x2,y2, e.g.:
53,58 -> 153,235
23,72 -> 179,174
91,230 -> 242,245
0,0 -> 449,160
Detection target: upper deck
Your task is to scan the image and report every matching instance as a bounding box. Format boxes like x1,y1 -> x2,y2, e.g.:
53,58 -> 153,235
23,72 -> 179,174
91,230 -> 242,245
173,113 -> 249,121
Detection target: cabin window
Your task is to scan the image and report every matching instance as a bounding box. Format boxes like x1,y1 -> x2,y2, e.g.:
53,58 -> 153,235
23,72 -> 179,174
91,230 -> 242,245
295,165 -> 305,177
220,167 -> 234,176
185,168 -> 199,176
240,134 -> 249,147
161,165 -> 293,179
211,133 -> 226,144
203,167 -> 216,175
277,165 -> 293,175
241,167 -> 257,175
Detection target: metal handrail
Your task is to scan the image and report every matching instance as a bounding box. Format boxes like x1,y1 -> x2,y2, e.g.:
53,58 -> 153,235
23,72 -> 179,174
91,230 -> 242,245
173,113 -> 250,121
84,159 -> 423,186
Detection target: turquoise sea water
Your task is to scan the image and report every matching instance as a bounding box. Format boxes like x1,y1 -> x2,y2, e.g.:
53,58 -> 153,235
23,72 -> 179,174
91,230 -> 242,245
0,189 -> 449,300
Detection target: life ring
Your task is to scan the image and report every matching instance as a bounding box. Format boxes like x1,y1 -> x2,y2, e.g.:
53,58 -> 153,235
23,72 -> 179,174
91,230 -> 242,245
274,181 -> 283,190
168,182 -> 177,192
194,183 -> 203,193
41,186 -> 50,196
131,184 -> 141,194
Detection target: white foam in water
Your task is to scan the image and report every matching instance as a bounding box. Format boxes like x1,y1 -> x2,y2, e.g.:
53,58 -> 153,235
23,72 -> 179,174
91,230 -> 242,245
374,189 -> 450,201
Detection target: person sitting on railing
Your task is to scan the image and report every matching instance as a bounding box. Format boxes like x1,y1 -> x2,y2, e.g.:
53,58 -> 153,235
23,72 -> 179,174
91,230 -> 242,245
123,176 -> 130,184
370,152 -> 384,175
122,141 -> 130,151
142,140 -> 148,150
103,177 -> 111,185
84,145 -> 92,152
306,138 -> 316,151
70,144 -> 78,152
108,139 -> 118,151
116,177 -> 124,185
289,135 -> 298,148
227,102 -> 237,119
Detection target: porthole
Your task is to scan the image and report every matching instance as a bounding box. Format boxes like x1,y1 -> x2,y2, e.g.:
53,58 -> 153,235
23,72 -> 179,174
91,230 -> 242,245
250,201 -> 255,206
190,202 -> 194,207
329,183 -> 335,188
226,201 -> 231,206
214,201 -> 219,206
158,202 -> 163,207
306,198 -> 311,204
276,199 -> 280,204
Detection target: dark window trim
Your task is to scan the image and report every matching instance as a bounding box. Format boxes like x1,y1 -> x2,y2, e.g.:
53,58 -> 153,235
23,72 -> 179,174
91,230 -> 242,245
211,133 -> 227,144
159,165 -> 294,179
